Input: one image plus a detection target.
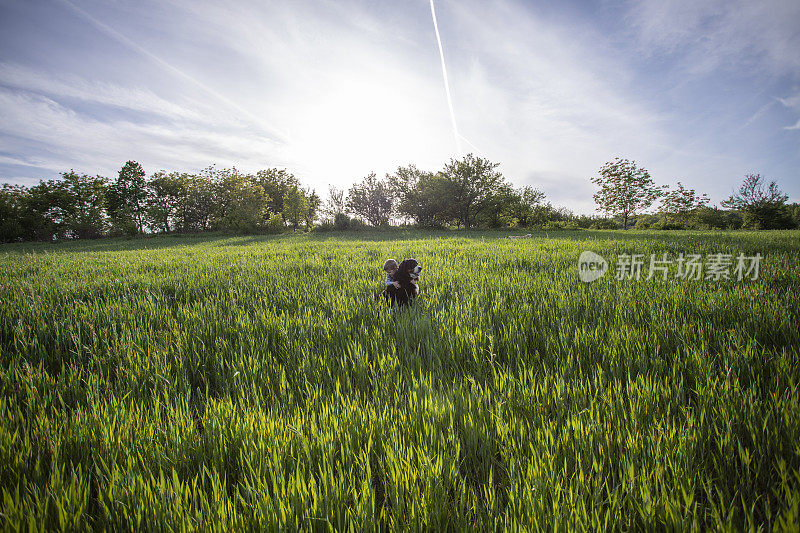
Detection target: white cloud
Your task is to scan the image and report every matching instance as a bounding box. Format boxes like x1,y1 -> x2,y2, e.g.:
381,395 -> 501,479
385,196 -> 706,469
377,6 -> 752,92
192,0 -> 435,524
1,0 -> 797,209
424,0 -> 676,199
624,0 -> 800,76
0,62 -> 202,121
0,89 -> 286,177
778,92 -> 800,130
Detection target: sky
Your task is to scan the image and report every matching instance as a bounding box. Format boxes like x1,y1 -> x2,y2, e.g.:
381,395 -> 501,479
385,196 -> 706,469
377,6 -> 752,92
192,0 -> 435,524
0,0 -> 798,214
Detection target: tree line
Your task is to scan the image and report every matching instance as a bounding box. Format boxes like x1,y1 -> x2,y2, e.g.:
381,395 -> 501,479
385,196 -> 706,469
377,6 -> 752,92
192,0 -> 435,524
0,162 -> 320,242
590,158 -> 798,230
1,155 -> 798,242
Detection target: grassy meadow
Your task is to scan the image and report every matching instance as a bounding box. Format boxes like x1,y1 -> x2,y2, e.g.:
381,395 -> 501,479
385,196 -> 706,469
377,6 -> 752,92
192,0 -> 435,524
1,229 -> 799,530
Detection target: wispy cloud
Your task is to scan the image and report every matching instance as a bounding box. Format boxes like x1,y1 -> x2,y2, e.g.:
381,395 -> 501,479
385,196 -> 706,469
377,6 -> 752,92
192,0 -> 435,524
0,88 -> 285,177
0,62 -> 201,121
624,0 -> 800,76
780,93 -> 800,130
53,0 -> 289,143
0,0 -> 797,208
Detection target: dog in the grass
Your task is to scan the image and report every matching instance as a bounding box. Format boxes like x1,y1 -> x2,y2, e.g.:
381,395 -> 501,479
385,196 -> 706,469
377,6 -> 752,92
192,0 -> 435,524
382,258 -> 422,306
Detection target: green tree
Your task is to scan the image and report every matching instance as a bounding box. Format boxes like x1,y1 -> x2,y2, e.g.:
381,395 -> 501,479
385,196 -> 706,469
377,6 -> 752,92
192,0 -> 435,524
60,171 -> 108,239
23,180 -> 72,240
210,168 -> 270,232
660,182 -> 709,226
0,184 -> 27,242
406,173 -> 461,227
178,168 -> 217,232
591,158 -> 663,230
305,189 -> 320,229
789,203 -> 800,228
322,185 -> 346,221
255,168 -> 297,218
721,174 -> 794,229
505,185 -> 546,227
146,171 -> 184,233
283,184 -> 309,229
692,206 -> 729,230
440,154 -> 507,228
169,171 -> 213,233
477,183 -> 517,228
390,165 -> 448,226
346,172 -> 394,226
107,161 -> 148,234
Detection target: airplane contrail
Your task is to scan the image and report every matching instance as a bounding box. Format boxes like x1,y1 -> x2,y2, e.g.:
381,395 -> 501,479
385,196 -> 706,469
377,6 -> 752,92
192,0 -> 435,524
55,0 -> 288,143
429,0 -> 463,156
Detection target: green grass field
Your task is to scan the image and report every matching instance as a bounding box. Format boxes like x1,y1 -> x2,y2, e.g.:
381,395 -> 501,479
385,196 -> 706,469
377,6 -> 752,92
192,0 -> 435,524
1,230 -> 799,530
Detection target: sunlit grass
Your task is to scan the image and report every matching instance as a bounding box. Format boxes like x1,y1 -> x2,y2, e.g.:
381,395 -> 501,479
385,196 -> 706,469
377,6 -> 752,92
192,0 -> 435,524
1,230 -> 798,530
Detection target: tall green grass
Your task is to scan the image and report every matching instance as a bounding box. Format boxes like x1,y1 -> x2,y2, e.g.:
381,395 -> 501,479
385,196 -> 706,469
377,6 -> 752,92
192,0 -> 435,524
1,230 -> 799,530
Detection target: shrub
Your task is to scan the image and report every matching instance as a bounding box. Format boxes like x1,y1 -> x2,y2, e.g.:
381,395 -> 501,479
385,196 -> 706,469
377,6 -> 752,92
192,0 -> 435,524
590,219 -> 618,230
334,213 -> 351,230
263,213 -> 285,234
652,220 -> 685,230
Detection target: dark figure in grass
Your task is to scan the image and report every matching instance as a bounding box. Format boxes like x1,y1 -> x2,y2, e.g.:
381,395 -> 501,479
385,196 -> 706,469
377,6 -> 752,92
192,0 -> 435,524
382,258 -> 422,306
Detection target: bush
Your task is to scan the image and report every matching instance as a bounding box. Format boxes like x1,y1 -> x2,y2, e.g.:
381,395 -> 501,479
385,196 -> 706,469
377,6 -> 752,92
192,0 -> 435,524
571,215 -> 600,229
590,219 -> 618,230
334,213 -> 351,230
108,218 -> 138,237
540,220 -> 580,230
651,219 -> 685,230
634,215 -> 660,230
322,213 -> 370,231
724,211 -> 743,230
263,213 -> 285,234
693,207 -> 727,230
314,220 -> 335,232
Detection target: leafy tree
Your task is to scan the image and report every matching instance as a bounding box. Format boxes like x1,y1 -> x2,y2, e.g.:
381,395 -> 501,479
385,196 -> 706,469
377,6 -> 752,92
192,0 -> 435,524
322,185 -> 346,221
789,203 -> 800,228
60,171 -> 108,239
660,182 -> 709,226
107,161 -> 148,234
478,183 -> 518,228
211,168 -> 270,232
23,180 -> 72,240
440,154 -> 506,228
167,171 -> 215,233
183,168 -> 217,232
346,172 -> 394,226
591,158 -> 663,229
146,171 -> 184,233
390,165 -> 446,226
305,189 -> 320,229
691,206 -> 728,230
283,184 -> 309,229
721,174 -> 794,229
505,185 -> 546,227
255,168 -> 296,218
0,184 -> 27,242
405,173 -> 460,227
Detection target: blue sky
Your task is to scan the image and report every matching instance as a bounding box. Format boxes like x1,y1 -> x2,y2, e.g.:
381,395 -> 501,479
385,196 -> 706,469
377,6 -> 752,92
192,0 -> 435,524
0,0 -> 798,213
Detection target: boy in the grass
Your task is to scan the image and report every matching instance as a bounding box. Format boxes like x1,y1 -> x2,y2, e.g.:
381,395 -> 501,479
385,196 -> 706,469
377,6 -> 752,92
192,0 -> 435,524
383,258 -> 419,290
383,259 -> 401,289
